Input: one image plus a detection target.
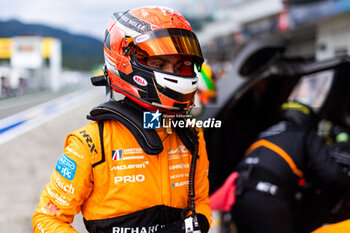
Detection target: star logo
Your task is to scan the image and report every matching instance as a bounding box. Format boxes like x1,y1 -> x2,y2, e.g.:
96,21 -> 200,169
151,110 -> 161,122
143,110 -> 161,129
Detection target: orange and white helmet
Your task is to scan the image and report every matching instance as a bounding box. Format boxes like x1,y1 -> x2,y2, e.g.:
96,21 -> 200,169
104,6 -> 204,113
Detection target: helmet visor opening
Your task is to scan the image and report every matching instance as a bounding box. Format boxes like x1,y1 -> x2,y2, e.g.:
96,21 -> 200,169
133,28 -> 204,67
137,54 -> 198,76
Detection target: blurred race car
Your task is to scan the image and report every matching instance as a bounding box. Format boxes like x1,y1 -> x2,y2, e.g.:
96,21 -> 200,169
204,40 -> 350,232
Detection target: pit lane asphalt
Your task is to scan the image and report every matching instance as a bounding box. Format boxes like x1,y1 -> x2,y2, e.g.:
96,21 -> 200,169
0,86 -> 105,233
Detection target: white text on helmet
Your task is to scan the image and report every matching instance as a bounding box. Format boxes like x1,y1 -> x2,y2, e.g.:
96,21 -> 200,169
133,75 -> 148,86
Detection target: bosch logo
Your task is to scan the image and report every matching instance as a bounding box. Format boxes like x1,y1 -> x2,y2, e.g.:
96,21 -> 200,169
133,76 -> 148,86
54,175 -> 75,195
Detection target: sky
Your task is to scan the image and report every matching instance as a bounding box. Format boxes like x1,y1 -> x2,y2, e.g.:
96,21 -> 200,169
0,0 -> 182,41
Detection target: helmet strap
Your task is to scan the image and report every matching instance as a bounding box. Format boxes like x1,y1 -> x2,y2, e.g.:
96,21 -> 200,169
103,65 -> 114,101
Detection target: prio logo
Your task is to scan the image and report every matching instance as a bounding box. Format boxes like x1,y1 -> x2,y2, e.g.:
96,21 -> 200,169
114,174 -> 145,184
143,110 -> 161,129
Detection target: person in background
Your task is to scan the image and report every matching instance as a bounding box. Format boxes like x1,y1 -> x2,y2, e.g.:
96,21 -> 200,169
196,62 -> 217,105
192,62 -> 217,117
33,6 -> 212,233
232,101 -> 350,233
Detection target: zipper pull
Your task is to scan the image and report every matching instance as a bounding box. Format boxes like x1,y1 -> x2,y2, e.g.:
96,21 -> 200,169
165,118 -> 172,134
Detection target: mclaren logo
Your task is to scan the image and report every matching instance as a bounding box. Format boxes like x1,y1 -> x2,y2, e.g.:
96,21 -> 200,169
111,161 -> 149,171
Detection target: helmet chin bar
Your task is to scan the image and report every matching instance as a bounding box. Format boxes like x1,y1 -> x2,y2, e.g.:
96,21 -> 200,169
151,101 -> 195,113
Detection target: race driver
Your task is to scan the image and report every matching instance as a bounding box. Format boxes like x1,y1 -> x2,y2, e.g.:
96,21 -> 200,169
233,101 -> 350,233
33,6 -> 212,233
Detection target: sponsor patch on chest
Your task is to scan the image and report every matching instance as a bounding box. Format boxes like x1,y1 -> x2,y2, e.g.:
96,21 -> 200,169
112,148 -> 144,161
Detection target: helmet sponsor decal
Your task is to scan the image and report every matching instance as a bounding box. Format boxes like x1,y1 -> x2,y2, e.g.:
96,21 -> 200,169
135,34 -> 150,44
104,54 -> 120,76
184,61 -> 192,66
133,75 -> 148,86
118,12 -> 152,33
56,154 -> 77,181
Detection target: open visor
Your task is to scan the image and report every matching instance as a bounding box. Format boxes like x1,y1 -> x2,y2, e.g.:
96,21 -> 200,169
132,28 -> 204,67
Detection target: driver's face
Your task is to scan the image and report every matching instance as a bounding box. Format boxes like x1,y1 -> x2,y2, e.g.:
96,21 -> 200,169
146,55 -> 184,74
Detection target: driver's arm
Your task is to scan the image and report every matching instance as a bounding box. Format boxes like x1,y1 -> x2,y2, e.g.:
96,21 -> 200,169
33,131 -> 94,233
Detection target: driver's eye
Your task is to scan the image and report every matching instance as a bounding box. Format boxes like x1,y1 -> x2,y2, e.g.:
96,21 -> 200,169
147,60 -> 165,69
155,63 -> 165,69
174,65 -> 183,72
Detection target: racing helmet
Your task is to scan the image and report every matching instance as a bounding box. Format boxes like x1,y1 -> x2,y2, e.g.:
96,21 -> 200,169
103,6 -> 204,113
281,101 -> 317,126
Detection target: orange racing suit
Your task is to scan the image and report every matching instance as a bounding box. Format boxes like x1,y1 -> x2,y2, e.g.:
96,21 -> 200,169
33,120 -> 212,232
311,219 -> 350,233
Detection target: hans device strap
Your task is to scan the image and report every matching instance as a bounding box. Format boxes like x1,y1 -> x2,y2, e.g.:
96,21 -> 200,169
87,98 -> 199,157
87,99 -> 163,155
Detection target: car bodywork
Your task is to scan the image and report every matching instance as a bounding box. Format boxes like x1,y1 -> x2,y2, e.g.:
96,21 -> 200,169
204,40 -> 350,231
